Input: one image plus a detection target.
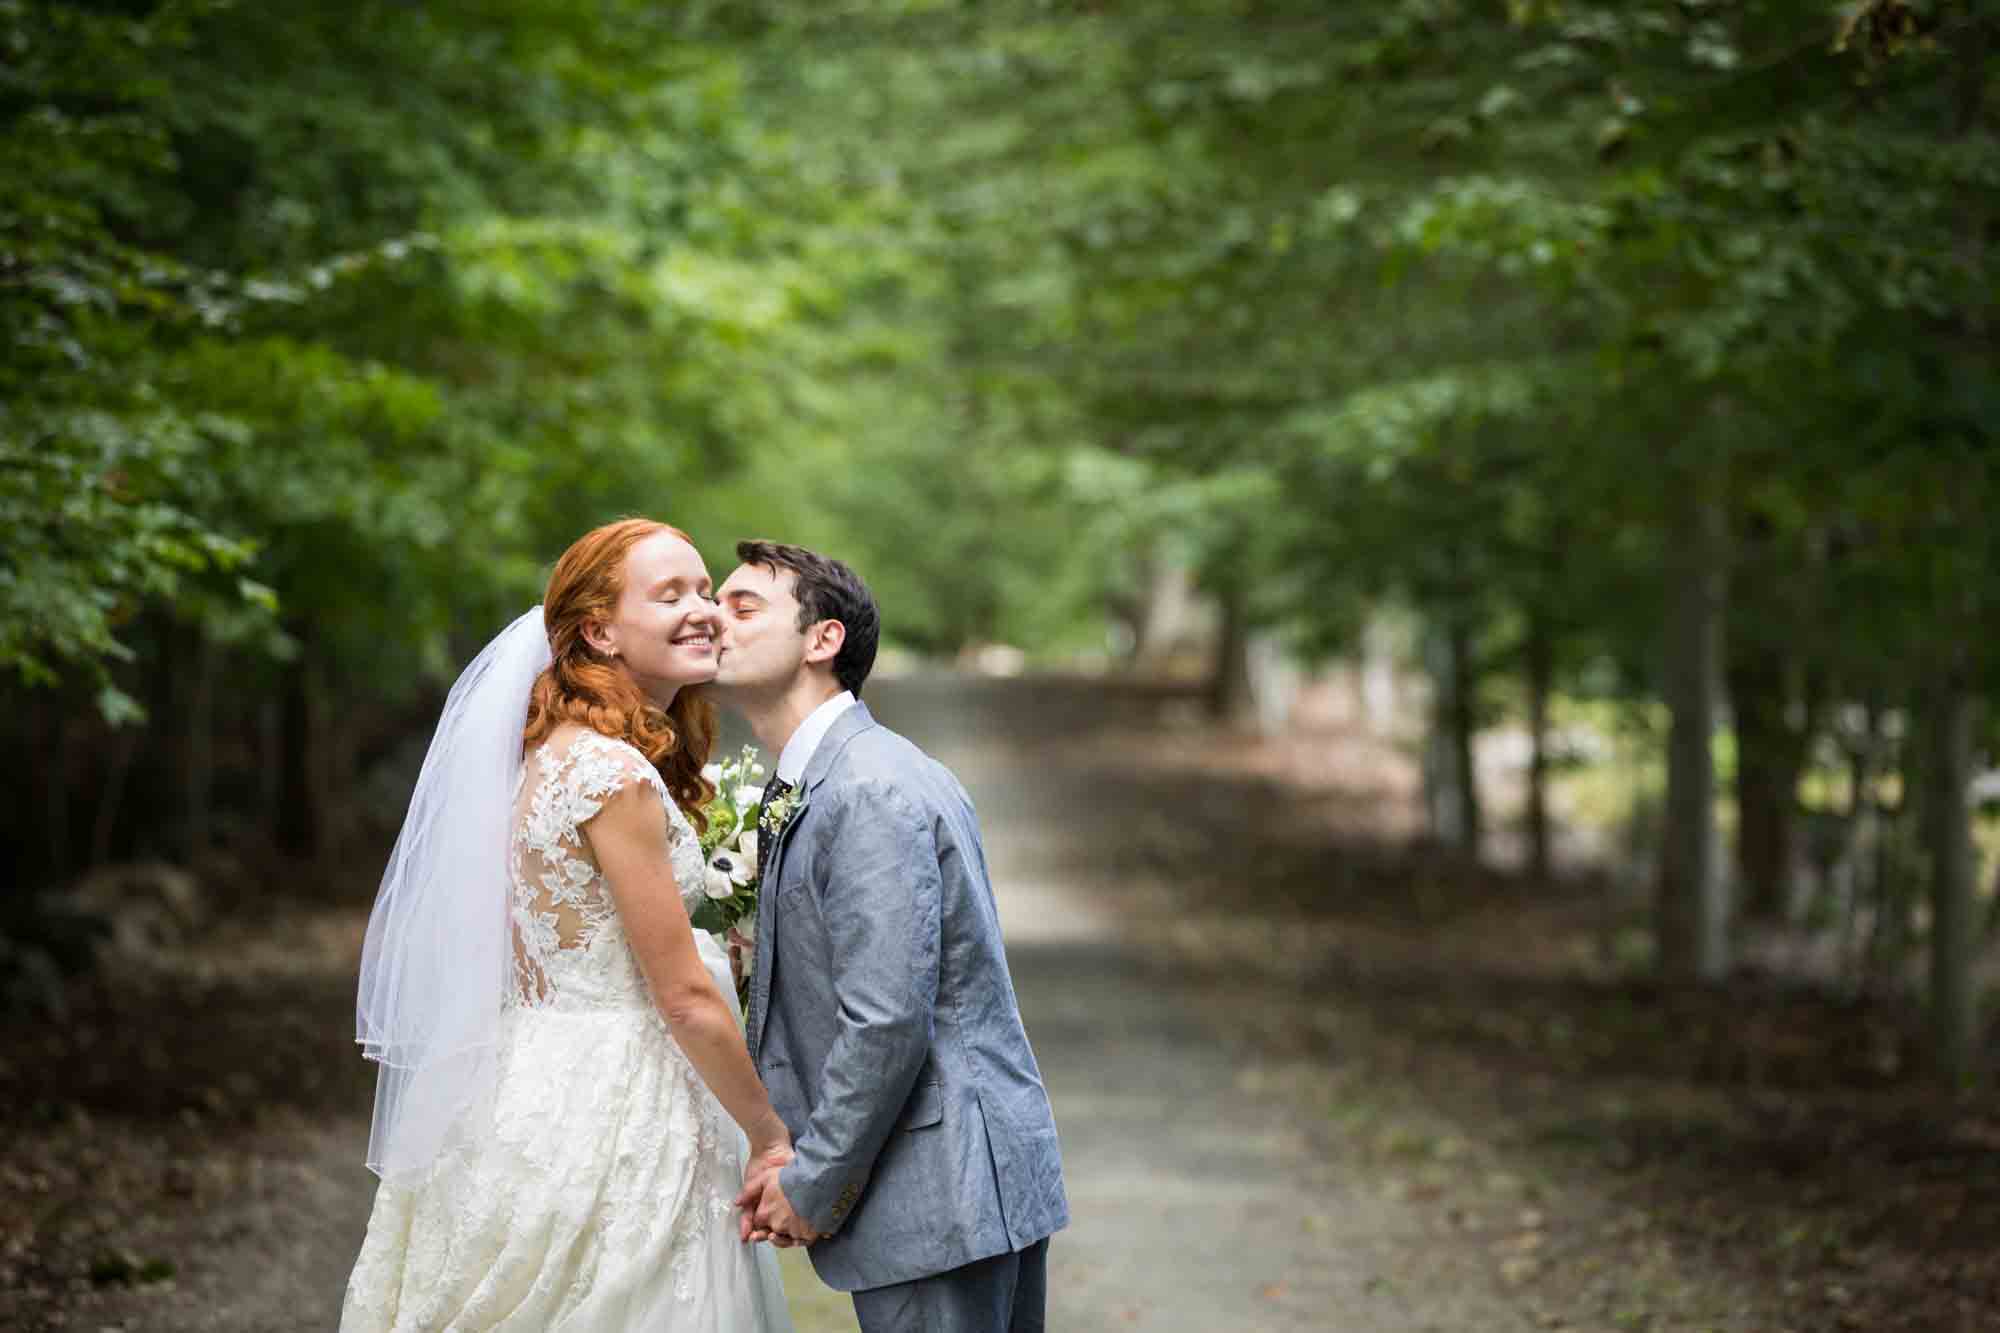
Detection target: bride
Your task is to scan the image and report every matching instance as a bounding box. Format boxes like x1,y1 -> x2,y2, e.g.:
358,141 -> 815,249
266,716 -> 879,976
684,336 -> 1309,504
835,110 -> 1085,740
341,518 -> 793,1330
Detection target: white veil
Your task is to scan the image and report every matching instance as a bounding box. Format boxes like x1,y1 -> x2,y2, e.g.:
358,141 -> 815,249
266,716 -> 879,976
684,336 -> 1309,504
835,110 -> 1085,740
356,606 -> 551,1178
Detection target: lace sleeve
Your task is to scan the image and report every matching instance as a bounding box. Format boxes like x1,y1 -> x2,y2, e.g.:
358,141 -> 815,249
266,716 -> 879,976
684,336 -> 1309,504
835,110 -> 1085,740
565,732 -> 671,828
510,731 -> 682,1004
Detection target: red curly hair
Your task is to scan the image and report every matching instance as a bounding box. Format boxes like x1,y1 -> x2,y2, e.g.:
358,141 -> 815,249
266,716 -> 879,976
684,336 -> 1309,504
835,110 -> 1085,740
524,518 -> 717,829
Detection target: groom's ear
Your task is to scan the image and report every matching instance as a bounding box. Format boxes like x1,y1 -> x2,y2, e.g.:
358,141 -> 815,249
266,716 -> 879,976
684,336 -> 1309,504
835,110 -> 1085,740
803,618 -> 846,666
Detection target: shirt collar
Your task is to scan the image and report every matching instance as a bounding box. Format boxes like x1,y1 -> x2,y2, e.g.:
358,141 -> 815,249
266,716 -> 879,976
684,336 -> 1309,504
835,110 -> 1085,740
776,691 -> 857,784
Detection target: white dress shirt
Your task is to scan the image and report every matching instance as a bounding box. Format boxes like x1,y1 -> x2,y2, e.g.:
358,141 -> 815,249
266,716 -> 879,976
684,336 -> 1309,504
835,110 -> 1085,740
775,691 -> 857,784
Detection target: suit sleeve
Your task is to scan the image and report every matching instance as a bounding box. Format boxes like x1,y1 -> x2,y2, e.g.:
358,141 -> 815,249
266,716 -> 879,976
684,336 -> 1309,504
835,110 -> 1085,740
778,781 -> 941,1234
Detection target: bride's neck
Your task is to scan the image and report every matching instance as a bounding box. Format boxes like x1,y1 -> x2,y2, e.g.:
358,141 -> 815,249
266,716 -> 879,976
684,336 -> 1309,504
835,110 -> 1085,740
613,660 -> 679,713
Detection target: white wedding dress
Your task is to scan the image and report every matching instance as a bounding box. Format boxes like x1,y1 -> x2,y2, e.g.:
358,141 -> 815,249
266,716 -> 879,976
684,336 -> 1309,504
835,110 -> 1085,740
342,729 -> 792,1331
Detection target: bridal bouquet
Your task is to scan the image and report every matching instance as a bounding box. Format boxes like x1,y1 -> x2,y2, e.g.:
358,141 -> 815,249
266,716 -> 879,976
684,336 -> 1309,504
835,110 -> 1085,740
691,746 -> 771,938
692,747 -> 805,1005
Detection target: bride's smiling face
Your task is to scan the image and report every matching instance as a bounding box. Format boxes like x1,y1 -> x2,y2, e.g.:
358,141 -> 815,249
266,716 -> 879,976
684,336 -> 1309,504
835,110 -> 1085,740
581,532 -> 720,698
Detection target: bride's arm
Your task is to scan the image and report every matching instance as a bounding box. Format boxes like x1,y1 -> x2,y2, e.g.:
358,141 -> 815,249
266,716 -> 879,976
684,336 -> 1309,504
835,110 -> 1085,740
588,782 -> 790,1159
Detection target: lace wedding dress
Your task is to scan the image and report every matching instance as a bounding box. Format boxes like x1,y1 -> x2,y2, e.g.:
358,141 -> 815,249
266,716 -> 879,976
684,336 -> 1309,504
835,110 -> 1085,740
341,729 -> 793,1331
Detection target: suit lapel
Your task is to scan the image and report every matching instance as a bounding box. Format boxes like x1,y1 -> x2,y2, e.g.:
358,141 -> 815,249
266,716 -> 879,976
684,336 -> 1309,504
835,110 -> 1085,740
747,799 -> 805,1056
745,702 -> 879,1059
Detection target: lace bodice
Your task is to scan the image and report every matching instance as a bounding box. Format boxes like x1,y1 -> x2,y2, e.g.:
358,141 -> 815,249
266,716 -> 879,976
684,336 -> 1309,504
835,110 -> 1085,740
508,728 -> 707,1012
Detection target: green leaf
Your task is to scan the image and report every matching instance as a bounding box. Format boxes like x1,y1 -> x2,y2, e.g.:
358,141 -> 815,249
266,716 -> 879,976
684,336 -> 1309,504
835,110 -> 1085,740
96,684 -> 146,727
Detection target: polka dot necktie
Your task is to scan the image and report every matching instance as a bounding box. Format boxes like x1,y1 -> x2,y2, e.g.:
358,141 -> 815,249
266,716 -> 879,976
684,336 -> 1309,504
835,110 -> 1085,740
756,777 -> 796,885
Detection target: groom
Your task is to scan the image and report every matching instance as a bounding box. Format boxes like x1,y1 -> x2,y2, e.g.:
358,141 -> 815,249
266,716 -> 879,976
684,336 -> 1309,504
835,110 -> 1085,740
710,540 -> 1068,1332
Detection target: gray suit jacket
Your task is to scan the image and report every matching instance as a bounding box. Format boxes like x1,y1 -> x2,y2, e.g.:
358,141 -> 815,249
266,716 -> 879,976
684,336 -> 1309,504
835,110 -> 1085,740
746,702 -> 1068,1292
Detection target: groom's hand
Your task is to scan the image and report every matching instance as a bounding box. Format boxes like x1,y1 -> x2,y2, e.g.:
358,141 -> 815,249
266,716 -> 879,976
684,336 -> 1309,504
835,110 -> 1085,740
750,1174 -> 821,1248
735,1165 -> 821,1247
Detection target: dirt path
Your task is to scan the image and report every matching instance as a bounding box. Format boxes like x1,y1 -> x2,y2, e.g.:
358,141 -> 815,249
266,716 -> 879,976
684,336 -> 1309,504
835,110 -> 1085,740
869,680 -> 1540,1332
7,675 -> 1796,1331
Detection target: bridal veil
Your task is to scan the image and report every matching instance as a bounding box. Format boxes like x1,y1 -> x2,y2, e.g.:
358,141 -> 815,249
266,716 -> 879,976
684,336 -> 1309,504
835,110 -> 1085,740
355,607 -> 550,1177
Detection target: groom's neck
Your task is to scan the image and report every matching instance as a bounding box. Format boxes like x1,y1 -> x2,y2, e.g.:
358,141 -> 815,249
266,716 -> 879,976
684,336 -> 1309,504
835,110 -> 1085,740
745,674 -> 844,762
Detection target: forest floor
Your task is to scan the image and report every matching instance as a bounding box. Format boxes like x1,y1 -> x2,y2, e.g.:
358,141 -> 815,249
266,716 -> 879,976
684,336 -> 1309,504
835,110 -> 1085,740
2,675 -> 1994,1331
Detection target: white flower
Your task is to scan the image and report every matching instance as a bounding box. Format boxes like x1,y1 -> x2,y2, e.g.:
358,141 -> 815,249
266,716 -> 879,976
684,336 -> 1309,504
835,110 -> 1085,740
704,853 -> 741,899
701,763 -> 723,785
735,785 -> 764,812
733,829 -> 759,876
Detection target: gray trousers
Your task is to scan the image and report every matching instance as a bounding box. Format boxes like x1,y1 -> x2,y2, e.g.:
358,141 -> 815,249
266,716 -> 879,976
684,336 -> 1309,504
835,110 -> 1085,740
850,1238 -> 1049,1333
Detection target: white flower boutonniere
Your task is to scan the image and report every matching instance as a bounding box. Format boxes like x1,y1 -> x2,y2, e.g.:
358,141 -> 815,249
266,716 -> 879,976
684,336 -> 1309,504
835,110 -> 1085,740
760,788 -> 803,839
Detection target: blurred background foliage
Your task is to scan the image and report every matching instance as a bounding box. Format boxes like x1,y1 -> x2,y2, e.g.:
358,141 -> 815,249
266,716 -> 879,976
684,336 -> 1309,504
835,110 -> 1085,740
4,0 -> 1997,1078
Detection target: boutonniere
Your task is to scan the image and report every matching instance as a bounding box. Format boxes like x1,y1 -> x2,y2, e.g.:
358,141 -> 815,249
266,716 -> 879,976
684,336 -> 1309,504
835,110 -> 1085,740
760,786 -> 807,839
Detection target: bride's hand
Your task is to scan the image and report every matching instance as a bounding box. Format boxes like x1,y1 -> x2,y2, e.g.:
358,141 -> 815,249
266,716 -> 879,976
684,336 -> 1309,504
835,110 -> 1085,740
738,1113 -> 792,1243
744,1112 -> 792,1177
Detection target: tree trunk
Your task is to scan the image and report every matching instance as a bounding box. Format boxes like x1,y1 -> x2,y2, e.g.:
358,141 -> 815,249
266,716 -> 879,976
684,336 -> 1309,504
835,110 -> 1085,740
1928,0 -> 1993,1080
1923,664 -> 1979,1085
1834,702 -> 1876,985
1135,553 -> 1195,665
1207,581 -> 1255,722
1525,605 -> 1555,882
1357,616 -> 1399,735
1656,486 -> 1730,983
1448,612 -> 1480,856
89,724 -> 141,869
182,630 -> 218,858
1423,614 -> 1481,858
1864,701 -> 1917,989
1728,645 -> 1802,920
1986,857 -> 2000,943
275,640 -> 322,857
44,700 -> 72,884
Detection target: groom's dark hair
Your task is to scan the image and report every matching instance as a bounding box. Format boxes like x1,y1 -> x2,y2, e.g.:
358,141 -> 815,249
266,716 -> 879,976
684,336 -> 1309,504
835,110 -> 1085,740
736,540 -> 881,697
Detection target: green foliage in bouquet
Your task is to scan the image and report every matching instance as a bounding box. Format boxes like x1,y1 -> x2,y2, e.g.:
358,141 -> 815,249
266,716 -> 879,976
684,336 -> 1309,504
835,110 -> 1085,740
689,746 -> 769,937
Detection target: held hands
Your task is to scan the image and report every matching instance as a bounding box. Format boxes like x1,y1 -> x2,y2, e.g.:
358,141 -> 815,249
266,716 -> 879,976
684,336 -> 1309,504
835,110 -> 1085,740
738,1171 -> 821,1249
737,1121 -> 822,1248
